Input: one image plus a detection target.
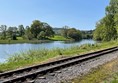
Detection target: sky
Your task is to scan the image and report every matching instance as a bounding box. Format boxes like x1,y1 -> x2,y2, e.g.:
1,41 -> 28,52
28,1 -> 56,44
0,0 -> 110,30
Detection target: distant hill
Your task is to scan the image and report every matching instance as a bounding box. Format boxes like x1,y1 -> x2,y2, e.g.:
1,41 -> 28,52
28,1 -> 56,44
53,28 -> 94,39
53,28 -> 63,35
81,30 -> 94,39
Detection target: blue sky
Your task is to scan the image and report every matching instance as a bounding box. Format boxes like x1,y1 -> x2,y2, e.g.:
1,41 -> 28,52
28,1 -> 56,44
0,0 -> 109,30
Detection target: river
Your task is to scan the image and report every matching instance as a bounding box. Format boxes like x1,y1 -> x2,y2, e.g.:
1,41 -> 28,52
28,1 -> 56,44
0,39 -> 96,63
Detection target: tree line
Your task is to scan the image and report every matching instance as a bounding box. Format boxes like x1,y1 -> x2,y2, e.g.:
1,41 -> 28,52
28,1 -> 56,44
0,20 -> 93,41
93,0 -> 118,41
61,26 -> 82,41
0,20 -> 54,40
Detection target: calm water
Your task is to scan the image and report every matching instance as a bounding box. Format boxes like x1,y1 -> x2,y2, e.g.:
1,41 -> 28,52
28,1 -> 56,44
0,39 -> 96,63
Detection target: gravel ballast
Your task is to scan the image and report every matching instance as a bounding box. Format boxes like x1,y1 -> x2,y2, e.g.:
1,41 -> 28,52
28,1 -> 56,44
35,50 -> 118,83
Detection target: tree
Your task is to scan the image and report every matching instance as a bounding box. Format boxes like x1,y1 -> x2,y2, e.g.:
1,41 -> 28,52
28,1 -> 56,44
7,27 -> 13,38
0,25 -> 7,39
7,27 -> 17,40
81,30 -> 93,39
106,0 -> 118,34
61,27 -> 82,41
67,28 -> 82,40
18,25 -> 25,36
93,0 -> 118,41
37,31 -> 46,40
42,22 -> 54,38
61,26 -> 70,38
93,16 -> 117,41
30,20 -> 54,39
25,26 -> 33,40
30,20 -> 43,38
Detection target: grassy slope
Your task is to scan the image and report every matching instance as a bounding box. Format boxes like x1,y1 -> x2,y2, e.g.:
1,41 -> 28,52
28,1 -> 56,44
0,36 -> 69,44
0,40 -> 118,72
49,35 -> 70,41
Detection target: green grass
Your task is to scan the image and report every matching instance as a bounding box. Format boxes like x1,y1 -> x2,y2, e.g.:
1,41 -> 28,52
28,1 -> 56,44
71,57 -> 118,83
50,35 -> 71,41
110,73 -> 118,83
0,39 -> 118,73
16,37 -> 23,40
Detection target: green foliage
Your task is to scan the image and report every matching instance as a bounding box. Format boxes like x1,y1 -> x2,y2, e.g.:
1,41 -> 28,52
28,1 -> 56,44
42,22 -> 54,37
37,31 -> 46,40
7,27 -> 18,40
18,25 -> 25,36
61,26 -> 82,41
94,16 -> 117,41
0,25 -> 7,39
0,20 -> 84,41
94,0 -> 118,41
24,26 -> 34,40
61,26 -> 69,38
30,20 -> 54,39
30,20 -> 43,38
81,30 -> 93,39
67,28 -> 82,40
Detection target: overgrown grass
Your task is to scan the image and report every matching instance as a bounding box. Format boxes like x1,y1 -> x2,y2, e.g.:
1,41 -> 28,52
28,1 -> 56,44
110,73 -> 118,83
0,39 -> 118,72
71,57 -> 118,83
50,35 -> 70,41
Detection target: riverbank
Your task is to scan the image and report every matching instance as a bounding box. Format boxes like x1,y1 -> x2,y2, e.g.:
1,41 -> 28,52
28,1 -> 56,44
0,35 -> 70,44
0,40 -> 118,72
0,40 -> 52,44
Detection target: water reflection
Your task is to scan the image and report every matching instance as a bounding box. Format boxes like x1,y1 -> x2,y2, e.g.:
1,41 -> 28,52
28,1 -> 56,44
0,39 -> 96,63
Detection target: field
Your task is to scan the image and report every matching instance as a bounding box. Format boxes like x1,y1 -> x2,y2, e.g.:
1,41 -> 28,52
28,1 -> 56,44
49,35 -> 71,41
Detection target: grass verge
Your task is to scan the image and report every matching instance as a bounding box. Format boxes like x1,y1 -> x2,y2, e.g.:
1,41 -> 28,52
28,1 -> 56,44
70,57 -> 118,83
0,40 -> 118,72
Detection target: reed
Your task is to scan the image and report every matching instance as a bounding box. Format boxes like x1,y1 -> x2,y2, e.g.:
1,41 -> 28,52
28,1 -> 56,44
0,39 -> 118,72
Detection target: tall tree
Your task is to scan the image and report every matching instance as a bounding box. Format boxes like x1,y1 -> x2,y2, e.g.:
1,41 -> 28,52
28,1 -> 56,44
25,26 -> 33,40
37,31 -> 46,40
42,22 -> 54,38
94,15 -> 117,41
7,27 -> 17,40
18,25 -> 25,36
61,26 -> 70,38
67,28 -> 82,40
93,0 -> 117,41
106,0 -> 118,34
0,25 -> 7,39
30,20 -> 43,38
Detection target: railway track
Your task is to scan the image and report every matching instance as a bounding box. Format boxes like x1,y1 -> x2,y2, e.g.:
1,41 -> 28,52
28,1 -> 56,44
0,46 -> 118,83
